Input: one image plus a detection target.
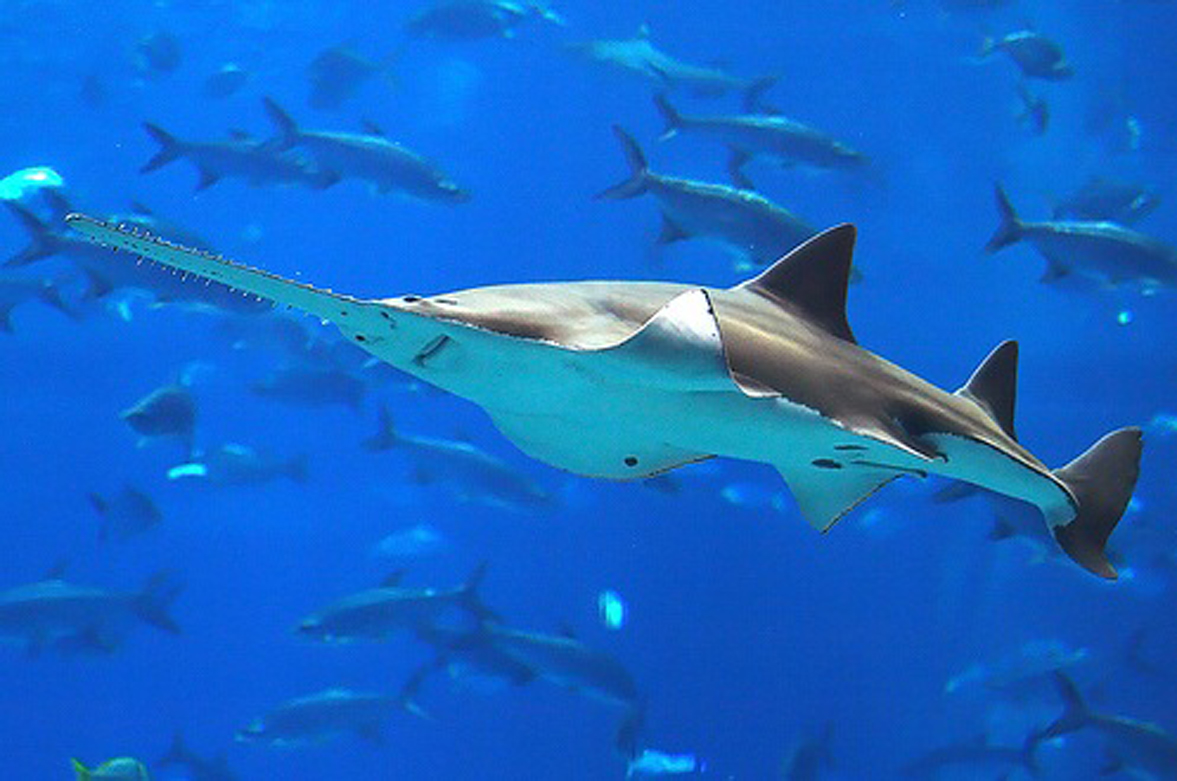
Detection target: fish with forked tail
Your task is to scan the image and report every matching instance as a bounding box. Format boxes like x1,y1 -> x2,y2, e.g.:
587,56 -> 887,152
66,213 -> 1143,579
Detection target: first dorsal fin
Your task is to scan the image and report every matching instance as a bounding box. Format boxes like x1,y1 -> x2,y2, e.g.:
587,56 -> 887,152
736,225 -> 858,344
956,340 -> 1018,441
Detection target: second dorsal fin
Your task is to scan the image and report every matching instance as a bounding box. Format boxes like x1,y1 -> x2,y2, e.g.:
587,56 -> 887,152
956,340 -> 1018,441
736,224 -> 858,344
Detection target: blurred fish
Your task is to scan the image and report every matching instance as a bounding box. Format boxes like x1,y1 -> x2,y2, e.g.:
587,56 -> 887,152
0,571 -> 181,656
0,269 -> 72,331
71,756 -> 150,780
597,125 -> 817,266
250,363 -> 367,410
263,98 -> 469,203
980,30 -> 1074,80
945,639 -> 1088,697
168,443 -> 308,486
212,311 -> 320,358
89,485 -> 163,543
901,734 -> 1041,779
297,564 -> 491,643
568,25 -> 774,100
987,184 -> 1177,291
371,522 -> 448,559
1016,83 -> 1049,135
236,688 -> 400,747
308,45 -> 389,111
158,733 -> 238,781
1044,672 -> 1177,778
627,749 -> 702,777
1052,177 -> 1161,225
3,199 -> 269,315
121,383 -> 197,454
69,215 -> 1146,580
140,123 -> 339,192
364,406 -> 554,511
408,618 -> 644,753
203,63 -> 249,99
134,31 -> 181,77
654,94 -> 868,189
780,723 -> 835,781
405,0 -> 565,40
0,165 -> 64,202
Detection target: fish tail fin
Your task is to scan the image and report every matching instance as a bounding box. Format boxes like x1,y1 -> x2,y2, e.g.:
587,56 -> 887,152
362,404 -> 398,451
1042,672 -> 1092,738
133,570 -> 183,634
595,125 -> 649,200
985,184 -> 1025,253
459,561 -> 497,621
652,93 -> 682,141
1051,427 -> 1142,579
262,96 -> 300,150
742,75 -> 780,113
70,759 -> 91,781
397,662 -> 438,721
159,731 -> 190,766
141,123 -> 184,173
35,279 -> 76,321
3,202 -> 60,267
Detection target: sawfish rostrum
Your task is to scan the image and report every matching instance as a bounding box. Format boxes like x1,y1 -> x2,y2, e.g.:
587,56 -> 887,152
66,213 -> 1142,579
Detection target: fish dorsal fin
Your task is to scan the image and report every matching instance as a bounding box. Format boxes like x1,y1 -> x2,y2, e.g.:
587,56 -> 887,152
380,571 -> 406,588
737,224 -> 858,344
955,340 -> 1018,441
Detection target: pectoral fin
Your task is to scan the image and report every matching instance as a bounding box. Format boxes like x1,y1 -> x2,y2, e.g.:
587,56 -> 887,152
779,463 -> 900,532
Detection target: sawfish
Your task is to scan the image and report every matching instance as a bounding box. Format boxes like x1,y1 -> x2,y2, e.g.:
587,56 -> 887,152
65,213 -> 1142,579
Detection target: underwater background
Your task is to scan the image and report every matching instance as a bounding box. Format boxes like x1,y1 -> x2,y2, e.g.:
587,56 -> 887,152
1,0 -> 1176,778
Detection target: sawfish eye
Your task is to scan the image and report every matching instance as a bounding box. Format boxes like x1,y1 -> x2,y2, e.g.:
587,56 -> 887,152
624,456 -> 638,467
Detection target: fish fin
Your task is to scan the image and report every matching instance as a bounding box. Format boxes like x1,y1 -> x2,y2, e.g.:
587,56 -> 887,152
1039,258 -> 1069,283
398,661 -> 438,721
1042,672 -> 1091,738
39,190 -> 74,221
262,96 -> 299,150
70,758 -> 91,780
158,732 -> 190,766
736,224 -> 858,345
780,463 -> 900,531
140,123 -> 183,173
363,404 -> 398,451
727,148 -> 754,190
379,570 -> 405,588
3,202 -> 60,267
595,125 -> 649,200
986,184 -> 1024,252
133,570 -> 184,634
1051,427 -> 1142,579
82,268 -> 114,300
360,118 -> 384,136
459,561 -> 496,621
742,75 -> 780,114
656,215 -> 689,244
195,168 -> 220,191
989,520 -> 1016,541
599,288 -> 733,392
955,340 -> 1018,441
652,94 -> 681,140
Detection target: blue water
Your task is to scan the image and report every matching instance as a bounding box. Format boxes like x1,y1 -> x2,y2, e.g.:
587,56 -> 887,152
2,1 -> 1176,778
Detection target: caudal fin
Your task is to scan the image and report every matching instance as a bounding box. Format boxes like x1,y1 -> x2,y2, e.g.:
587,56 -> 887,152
459,561 -> 497,622
159,732 -> 191,767
985,184 -> 1025,253
595,126 -> 650,200
133,571 -> 184,634
362,404 -> 398,451
141,123 -> 184,173
70,759 -> 92,781
1052,427 -> 1142,579
1041,672 -> 1091,739
3,202 -> 60,267
652,94 -> 683,141
262,97 -> 300,150
742,75 -> 780,114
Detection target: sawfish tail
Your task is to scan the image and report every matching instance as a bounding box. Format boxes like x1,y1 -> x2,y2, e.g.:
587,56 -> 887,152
262,96 -> 301,151
1051,427 -> 1142,579
141,123 -> 185,173
1040,671 -> 1092,739
595,125 -> 650,200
